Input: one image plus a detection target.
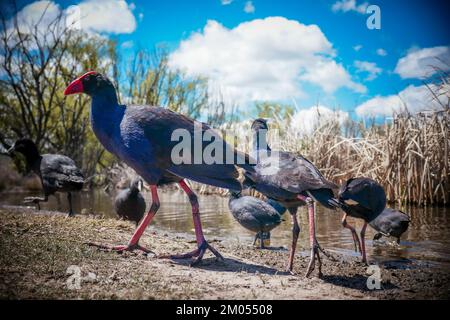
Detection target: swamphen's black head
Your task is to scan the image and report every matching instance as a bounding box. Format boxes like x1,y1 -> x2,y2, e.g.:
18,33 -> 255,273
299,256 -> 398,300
64,71 -> 116,98
251,118 -> 269,131
8,138 -> 40,159
8,138 -> 41,169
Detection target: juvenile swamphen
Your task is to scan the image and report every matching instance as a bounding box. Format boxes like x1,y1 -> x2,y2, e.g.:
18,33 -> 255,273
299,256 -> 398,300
64,71 -> 254,265
243,118 -> 338,276
336,177 -> 410,262
7,139 -> 84,216
228,192 -> 285,248
371,208 -> 410,243
115,178 -> 146,226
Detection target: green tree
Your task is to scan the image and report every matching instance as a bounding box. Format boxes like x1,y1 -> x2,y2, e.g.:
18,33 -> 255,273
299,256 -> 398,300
0,4 -> 118,180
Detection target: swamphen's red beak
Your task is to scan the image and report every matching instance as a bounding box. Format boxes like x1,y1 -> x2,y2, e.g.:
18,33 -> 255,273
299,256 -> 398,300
64,71 -> 97,95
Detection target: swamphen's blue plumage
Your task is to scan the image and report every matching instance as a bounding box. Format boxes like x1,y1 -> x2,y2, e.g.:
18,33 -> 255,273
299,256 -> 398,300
64,71 -> 254,264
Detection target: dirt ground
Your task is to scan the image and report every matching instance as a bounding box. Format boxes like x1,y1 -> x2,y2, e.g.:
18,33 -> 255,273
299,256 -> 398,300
0,205 -> 449,300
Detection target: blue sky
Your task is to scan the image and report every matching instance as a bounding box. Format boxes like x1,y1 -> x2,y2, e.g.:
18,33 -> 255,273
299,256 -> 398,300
4,0 -> 450,119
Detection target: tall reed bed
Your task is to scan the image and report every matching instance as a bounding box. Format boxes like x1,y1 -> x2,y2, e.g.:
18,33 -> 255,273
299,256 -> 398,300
193,106 -> 448,206
294,109 -> 449,205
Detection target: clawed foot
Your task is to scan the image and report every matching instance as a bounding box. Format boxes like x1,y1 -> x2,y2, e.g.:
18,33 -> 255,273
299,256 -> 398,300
286,268 -> 296,276
160,240 -> 224,266
85,242 -> 155,255
305,244 -> 322,278
316,240 -> 336,262
23,197 -> 44,210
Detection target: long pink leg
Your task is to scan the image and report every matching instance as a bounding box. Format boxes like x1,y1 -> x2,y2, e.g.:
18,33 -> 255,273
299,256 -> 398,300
87,185 -> 160,254
360,222 -> 368,264
298,195 -> 322,277
342,213 -> 362,253
161,180 -> 223,266
286,207 -> 300,273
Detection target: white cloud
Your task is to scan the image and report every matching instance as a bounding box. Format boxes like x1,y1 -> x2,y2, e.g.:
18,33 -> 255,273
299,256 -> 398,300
244,1 -> 255,14
221,0 -> 233,5
353,45 -> 363,51
15,1 -> 61,31
301,59 -> 366,93
2,1 -> 64,50
169,17 -> 365,105
394,46 -> 450,79
66,0 -> 136,34
354,60 -> 382,81
332,0 -> 369,14
290,105 -> 350,135
355,83 -> 449,117
8,0 -> 137,37
376,48 -> 387,56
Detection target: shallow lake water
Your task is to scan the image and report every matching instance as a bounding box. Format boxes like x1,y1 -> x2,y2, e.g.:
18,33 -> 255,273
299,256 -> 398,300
1,189 -> 449,268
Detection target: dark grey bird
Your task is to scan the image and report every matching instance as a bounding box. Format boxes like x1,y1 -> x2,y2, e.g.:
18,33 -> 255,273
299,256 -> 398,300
115,179 -> 146,226
228,192 -> 285,248
7,138 -> 84,216
370,208 -> 410,243
243,118 -> 338,276
335,177 -> 410,262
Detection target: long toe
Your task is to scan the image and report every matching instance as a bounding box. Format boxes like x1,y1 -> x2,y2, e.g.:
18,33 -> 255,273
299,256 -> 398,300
85,242 -> 152,255
162,241 -> 224,265
190,248 -> 207,267
315,240 -> 335,261
23,197 -> 38,203
206,242 -> 224,261
305,260 -> 315,278
163,248 -> 201,260
305,246 -> 321,278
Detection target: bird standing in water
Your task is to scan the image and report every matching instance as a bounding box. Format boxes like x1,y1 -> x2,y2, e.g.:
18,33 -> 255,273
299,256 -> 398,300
115,178 -> 146,226
336,177 -> 410,262
7,139 -> 84,216
228,192 -> 285,248
243,118 -> 338,277
370,208 -> 410,243
64,71 -> 254,265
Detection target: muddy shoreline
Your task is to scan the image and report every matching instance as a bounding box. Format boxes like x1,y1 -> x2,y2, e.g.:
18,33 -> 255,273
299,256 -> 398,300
0,206 -> 449,299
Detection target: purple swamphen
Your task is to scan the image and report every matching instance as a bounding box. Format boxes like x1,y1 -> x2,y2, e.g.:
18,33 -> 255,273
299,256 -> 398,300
243,119 -> 338,277
64,71 -> 253,265
335,177 -> 410,262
